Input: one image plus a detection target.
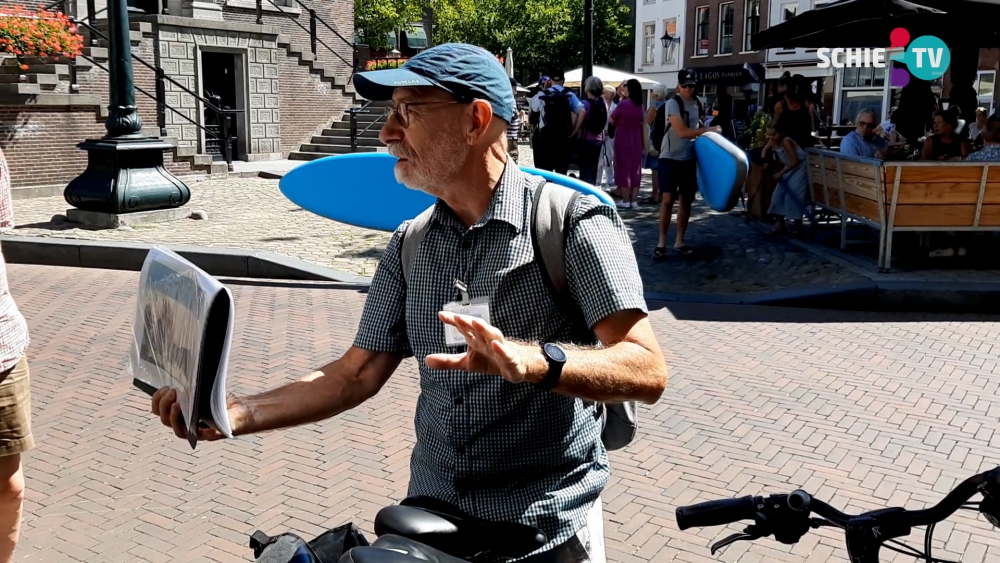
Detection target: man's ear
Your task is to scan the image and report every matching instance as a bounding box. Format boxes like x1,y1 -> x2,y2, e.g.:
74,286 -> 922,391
468,100 -> 495,143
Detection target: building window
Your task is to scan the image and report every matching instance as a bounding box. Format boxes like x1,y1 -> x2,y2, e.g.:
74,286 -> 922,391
696,6 -> 709,55
778,2 -> 799,53
977,70 -> 996,113
839,66 -> 886,125
718,3 -> 734,54
662,18 -> 678,65
743,0 -> 760,52
643,22 -> 656,65
405,24 -> 427,49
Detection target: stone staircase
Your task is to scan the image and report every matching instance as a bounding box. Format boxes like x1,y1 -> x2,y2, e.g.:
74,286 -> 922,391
276,33 -> 356,97
289,99 -> 389,161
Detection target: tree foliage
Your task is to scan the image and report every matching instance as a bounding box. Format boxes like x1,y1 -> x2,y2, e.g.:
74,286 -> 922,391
355,0 -> 427,50
428,0 -> 632,83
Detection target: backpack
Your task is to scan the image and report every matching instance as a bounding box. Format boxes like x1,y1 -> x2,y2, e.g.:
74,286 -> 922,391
249,523 -> 370,563
399,178 -> 639,452
650,103 -> 667,151
540,88 -> 575,137
586,98 -> 608,136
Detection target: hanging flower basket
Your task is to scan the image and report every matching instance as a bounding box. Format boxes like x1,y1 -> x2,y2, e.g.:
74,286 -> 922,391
0,4 -> 83,72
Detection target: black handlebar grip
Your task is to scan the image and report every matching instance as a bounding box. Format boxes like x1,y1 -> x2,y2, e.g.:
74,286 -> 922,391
675,496 -> 758,530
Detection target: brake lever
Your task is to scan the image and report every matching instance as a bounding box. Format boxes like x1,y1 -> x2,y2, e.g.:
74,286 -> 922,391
710,525 -> 767,555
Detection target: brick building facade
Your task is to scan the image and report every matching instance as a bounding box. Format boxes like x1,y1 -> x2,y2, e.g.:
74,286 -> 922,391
0,0 -> 356,194
683,0 -> 768,132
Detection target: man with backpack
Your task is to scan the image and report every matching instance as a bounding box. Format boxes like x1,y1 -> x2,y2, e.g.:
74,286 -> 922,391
530,74 -> 586,175
151,43 -> 667,563
653,69 -> 721,262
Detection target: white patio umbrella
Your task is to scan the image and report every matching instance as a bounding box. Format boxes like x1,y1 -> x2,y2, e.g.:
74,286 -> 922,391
526,66 -> 660,89
505,47 -> 514,78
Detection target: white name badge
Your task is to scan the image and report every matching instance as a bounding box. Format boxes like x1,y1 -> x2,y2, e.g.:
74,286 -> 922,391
442,297 -> 491,347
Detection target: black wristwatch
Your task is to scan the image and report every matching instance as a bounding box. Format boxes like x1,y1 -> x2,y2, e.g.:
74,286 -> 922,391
536,343 -> 566,391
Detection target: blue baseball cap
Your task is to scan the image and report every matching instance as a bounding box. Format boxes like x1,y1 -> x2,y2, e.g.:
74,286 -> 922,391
354,43 -> 516,123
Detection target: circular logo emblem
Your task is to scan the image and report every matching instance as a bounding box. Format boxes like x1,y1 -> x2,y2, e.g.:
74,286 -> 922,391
907,36 -> 950,81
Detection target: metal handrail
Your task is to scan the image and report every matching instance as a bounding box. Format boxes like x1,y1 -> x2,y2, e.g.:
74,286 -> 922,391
255,0 -> 353,75
294,0 -> 353,52
78,51 -> 243,165
349,100 -> 387,150
74,17 -> 233,117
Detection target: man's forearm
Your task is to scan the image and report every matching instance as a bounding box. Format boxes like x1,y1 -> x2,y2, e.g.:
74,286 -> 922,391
232,350 -> 400,435
518,340 -> 667,405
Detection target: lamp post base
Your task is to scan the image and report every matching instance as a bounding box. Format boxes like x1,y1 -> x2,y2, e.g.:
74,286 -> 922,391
64,137 -> 191,214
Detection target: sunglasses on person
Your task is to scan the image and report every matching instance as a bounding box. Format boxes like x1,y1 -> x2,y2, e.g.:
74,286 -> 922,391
858,120 -> 876,130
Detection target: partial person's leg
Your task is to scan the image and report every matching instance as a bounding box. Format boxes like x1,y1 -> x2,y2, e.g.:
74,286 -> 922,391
0,356 -> 33,563
674,160 -> 698,252
0,454 -> 23,563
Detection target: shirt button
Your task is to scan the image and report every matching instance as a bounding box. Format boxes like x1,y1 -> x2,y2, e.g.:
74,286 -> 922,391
456,446 -> 466,455
454,396 -> 463,405
462,238 -> 473,249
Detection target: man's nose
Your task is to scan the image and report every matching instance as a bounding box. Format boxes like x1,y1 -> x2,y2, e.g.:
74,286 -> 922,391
380,115 -> 402,145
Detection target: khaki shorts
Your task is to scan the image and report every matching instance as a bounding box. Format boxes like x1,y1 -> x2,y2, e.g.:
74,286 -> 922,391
0,356 -> 32,456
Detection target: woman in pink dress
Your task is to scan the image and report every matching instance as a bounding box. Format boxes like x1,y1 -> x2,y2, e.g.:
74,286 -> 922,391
610,79 -> 645,209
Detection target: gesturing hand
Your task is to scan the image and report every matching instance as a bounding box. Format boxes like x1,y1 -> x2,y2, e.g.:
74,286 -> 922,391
425,312 -> 541,384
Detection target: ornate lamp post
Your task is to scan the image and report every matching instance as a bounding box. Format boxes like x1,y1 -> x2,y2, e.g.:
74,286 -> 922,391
64,0 -> 190,214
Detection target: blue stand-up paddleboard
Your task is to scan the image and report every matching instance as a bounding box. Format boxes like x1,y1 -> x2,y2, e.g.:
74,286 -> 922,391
694,132 -> 749,212
279,153 -> 614,232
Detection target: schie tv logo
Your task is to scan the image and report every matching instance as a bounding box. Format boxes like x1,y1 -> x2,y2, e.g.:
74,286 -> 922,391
816,28 -> 950,88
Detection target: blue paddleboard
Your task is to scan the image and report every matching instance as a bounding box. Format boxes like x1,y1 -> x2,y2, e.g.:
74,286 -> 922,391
279,153 -> 614,232
695,132 -> 749,212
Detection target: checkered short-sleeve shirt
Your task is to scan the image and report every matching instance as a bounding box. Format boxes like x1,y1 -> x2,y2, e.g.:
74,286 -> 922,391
353,163 -> 647,555
0,151 -> 29,373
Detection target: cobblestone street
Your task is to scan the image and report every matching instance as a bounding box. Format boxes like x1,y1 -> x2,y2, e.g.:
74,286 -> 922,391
12,263 -> 1000,562
11,144 -> 871,295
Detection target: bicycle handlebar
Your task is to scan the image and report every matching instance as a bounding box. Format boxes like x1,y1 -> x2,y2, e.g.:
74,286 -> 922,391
675,466 -> 1000,562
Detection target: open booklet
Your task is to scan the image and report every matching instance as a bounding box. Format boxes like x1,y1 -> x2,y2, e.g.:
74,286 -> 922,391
127,246 -> 235,449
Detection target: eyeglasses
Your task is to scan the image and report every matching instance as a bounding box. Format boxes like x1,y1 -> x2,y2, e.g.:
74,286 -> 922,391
387,100 -> 463,128
680,84 -> 697,89
858,121 -> 876,129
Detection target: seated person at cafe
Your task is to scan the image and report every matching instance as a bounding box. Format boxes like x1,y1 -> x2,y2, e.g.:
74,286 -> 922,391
839,109 -> 887,159
968,107 -> 989,151
922,107 -> 969,161
966,113 -> 1000,162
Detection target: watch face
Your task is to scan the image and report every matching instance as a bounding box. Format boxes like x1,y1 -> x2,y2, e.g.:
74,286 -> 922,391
544,343 -> 567,363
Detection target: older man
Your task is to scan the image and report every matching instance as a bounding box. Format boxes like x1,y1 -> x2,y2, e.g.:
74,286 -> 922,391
151,43 -> 667,562
840,108 -> 888,159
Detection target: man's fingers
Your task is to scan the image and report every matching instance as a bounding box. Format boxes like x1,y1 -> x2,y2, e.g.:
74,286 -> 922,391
156,389 -> 175,428
425,353 -> 467,371
151,387 -> 167,415
169,402 -> 186,440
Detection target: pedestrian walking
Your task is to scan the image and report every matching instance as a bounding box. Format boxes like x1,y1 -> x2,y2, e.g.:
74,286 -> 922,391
596,85 -> 617,190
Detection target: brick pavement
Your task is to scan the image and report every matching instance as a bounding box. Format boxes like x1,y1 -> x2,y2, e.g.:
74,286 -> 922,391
10,144 -> 870,295
10,263 -> 1000,562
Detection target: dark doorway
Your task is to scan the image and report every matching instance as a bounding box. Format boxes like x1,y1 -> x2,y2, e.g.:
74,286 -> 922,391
201,51 -> 241,161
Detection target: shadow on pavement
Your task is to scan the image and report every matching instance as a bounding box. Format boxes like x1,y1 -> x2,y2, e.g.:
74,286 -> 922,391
650,300 -> 1000,323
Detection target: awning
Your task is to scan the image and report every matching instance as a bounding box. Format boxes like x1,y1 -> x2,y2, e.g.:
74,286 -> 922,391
405,25 -> 427,49
527,66 -> 659,89
693,63 -> 765,85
